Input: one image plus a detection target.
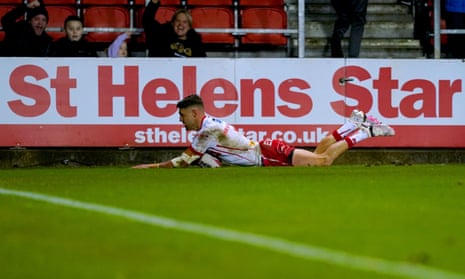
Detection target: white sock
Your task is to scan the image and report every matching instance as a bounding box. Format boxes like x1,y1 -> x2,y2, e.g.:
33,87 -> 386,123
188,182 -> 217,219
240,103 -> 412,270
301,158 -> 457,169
336,121 -> 358,138
347,129 -> 370,145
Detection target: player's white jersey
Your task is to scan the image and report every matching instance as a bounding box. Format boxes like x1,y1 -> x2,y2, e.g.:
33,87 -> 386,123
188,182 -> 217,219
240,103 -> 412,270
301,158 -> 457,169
189,116 -> 261,166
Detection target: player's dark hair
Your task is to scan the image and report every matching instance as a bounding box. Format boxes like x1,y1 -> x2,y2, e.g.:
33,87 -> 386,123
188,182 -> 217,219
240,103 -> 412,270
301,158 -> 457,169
177,94 -> 204,109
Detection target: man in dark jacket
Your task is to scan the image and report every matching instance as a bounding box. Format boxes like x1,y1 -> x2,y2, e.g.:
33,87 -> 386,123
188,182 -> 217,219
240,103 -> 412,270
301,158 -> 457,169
1,0 -> 52,57
330,0 -> 368,58
143,0 -> 207,57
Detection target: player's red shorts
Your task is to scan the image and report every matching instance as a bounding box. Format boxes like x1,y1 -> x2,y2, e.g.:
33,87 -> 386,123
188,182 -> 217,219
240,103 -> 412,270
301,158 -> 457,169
259,139 -> 295,167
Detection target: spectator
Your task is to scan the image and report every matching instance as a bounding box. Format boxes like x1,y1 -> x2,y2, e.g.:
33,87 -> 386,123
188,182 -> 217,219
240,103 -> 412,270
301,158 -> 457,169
142,0 -> 207,57
0,0 -> 52,57
444,0 -> 465,58
330,0 -> 368,58
48,15 -> 97,57
106,31 -> 131,57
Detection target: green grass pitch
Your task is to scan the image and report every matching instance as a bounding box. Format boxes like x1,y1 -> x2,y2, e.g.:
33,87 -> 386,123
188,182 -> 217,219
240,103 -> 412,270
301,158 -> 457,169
1,164 -> 464,279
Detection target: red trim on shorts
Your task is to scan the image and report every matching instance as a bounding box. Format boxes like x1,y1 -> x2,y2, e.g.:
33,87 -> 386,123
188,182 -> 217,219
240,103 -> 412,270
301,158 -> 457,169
344,137 -> 354,148
332,130 -> 343,141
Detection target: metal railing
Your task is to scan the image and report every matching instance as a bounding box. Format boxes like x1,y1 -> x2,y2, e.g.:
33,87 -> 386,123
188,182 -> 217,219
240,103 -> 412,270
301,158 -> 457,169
432,0 -> 465,58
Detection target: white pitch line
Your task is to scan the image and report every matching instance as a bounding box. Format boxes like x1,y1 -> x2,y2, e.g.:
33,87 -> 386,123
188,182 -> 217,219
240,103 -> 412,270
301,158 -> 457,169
1,187 -> 464,279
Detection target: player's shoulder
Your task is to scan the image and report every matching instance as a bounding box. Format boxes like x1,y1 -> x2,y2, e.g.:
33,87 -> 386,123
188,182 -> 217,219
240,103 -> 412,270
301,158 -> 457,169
203,115 -> 226,128
200,116 -> 228,135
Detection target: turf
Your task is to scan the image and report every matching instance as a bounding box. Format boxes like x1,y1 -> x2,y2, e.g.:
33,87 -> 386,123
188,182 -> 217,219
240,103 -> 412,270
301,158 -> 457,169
0,165 -> 464,279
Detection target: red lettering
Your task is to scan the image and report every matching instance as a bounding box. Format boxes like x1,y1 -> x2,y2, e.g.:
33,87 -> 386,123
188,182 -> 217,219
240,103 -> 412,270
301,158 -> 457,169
278,79 -> 312,117
373,67 -> 399,117
201,79 -> 237,117
7,65 -> 50,117
8,63 -> 458,123
400,79 -> 436,117
331,65 -> 372,117
183,66 -> 196,98
51,66 -> 77,117
142,78 -> 179,117
240,79 -> 275,116
439,79 -> 461,117
98,66 -> 139,116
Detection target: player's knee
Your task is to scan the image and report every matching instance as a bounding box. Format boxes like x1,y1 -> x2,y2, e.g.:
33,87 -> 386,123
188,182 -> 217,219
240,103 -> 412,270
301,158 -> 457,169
312,155 -> 332,167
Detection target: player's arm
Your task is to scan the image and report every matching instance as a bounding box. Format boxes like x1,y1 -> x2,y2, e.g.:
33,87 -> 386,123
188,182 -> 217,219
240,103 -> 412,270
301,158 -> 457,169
132,148 -> 200,169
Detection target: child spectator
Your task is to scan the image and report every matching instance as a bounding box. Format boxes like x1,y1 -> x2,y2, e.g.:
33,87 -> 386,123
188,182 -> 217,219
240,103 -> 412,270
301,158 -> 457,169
0,0 -> 52,57
48,15 -> 97,57
106,31 -> 131,57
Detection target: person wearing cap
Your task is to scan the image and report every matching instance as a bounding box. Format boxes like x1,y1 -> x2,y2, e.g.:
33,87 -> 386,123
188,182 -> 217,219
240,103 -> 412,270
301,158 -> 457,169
1,0 -> 52,57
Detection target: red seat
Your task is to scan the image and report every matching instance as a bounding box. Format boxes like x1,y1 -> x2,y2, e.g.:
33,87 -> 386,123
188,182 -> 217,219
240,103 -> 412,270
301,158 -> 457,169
135,5 -> 180,27
188,0 -> 232,6
135,6 -> 177,43
157,0 -> 183,5
132,0 -> 181,5
43,0 -> 77,4
155,6 -> 177,23
191,7 -> 234,44
83,6 -> 130,43
0,1 -> 25,4
80,0 -> 128,4
46,6 -> 77,40
241,7 -> 287,45
239,0 -> 284,6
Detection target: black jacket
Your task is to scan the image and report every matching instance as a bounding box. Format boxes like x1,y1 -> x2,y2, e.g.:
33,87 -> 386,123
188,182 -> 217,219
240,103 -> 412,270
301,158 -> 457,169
142,1 -> 206,57
0,4 -> 52,57
48,37 -> 97,57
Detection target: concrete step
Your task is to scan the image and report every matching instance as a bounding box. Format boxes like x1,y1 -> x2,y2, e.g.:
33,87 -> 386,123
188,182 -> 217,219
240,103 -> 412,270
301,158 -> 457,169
286,0 -> 421,58
305,2 -> 412,19
303,38 -> 423,58
305,20 -> 415,39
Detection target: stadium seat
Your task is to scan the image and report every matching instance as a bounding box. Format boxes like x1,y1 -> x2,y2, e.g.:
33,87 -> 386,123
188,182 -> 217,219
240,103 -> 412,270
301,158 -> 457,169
187,0 -> 232,6
83,6 -> 130,43
0,1 -> 25,4
135,6 -> 177,44
43,0 -> 77,4
135,4 -> 180,26
157,6 -> 178,23
240,7 -> 288,45
80,0 -> 128,4
158,0 -> 183,5
191,7 -> 234,44
46,5 -> 77,40
131,0 -> 181,5
239,0 -> 284,6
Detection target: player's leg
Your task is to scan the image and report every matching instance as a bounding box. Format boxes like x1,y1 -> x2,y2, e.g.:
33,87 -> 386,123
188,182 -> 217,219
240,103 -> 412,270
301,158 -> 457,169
308,110 -> 395,166
313,110 -> 362,154
292,148 -> 331,166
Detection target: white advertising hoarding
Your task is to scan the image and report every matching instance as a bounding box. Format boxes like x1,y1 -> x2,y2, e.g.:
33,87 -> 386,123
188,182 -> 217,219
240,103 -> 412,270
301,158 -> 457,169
1,58 -> 464,147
